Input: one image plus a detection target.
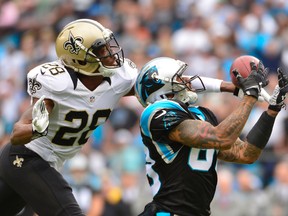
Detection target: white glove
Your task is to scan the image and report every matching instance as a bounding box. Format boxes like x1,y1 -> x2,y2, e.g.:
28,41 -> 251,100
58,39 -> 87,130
268,68 -> 288,111
32,95 -> 49,134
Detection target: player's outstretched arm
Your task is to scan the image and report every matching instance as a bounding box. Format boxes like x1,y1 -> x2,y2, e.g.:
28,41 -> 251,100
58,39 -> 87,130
218,67 -> 288,163
169,96 -> 256,150
218,108 -> 278,163
169,61 -> 268,150
11,96 -> 54,145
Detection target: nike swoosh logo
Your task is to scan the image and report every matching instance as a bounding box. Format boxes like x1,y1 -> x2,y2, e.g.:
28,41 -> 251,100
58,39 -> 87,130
40,68 -> 45,75
155,110 -> 167,119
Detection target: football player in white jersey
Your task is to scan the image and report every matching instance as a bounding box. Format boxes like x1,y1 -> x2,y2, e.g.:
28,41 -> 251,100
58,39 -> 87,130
0,19 -> 139,216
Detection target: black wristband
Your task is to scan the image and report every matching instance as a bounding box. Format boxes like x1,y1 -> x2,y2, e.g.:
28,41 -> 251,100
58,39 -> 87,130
246,111 -> 275,149
233,88 -> 240,96
268,104 -> 281,112
31,128 -> 48,140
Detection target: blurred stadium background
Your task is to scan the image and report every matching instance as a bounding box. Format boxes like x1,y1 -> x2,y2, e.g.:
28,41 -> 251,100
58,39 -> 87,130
1,0 -> 288,215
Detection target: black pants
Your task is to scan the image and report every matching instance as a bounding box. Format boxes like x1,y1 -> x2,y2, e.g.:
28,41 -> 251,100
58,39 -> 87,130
0,143 -> 85,216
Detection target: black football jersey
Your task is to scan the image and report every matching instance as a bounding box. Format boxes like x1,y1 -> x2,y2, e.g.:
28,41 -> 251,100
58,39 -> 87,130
140,99 -> 219,216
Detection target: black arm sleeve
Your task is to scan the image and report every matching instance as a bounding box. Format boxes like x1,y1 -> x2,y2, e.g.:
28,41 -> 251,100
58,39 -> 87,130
246,111 -> 276,149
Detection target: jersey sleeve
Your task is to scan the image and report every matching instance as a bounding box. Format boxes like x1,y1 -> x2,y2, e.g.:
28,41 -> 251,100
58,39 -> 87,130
151,108 -> 191,143
141,100 -> 192,143
111,58 -> 138,95
27,61 -> 70,100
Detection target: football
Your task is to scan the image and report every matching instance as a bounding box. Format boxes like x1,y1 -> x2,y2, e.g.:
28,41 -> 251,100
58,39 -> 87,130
229,55 -> 260,87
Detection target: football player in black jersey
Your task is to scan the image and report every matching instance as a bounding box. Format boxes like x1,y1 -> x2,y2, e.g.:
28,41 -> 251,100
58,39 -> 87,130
135,57 -> 288,216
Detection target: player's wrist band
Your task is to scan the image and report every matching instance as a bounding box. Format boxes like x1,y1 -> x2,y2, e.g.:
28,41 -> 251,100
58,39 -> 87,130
268,104 -> 282,112
32,128 -> 48,140
246,111 -> 275,149
194,77 -> 222,93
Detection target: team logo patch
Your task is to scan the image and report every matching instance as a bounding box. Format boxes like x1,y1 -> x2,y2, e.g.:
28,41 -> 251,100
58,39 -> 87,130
63,32 -> 83,55
140,65 -> 165,102
163,111 -> 179,129
13,155 -> 24,168
28,74 -> 42,95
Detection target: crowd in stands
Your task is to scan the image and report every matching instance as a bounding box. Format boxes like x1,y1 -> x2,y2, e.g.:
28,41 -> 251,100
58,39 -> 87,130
1,0 -> 288,215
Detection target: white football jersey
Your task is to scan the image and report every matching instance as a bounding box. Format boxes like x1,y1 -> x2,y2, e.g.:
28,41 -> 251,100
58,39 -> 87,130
25,59 -> 138,170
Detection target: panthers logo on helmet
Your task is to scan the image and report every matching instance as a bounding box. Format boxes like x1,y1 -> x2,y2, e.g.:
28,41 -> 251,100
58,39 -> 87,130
63,32 -> 83,55
140,65 -> 165,102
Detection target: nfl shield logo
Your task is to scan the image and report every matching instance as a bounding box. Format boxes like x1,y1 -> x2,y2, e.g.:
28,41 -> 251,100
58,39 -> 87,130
90,96 -> 95,103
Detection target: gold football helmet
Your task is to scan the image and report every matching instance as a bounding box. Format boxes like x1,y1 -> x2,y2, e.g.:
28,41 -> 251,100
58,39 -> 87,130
55,19 -> 124,77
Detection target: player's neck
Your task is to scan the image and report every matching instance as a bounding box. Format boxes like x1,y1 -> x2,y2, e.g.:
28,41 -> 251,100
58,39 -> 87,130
77,73 -> 104,91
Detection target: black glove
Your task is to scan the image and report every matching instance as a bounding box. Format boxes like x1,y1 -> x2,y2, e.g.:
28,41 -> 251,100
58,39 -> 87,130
268,67 -> 288,111
233,87 -> 265,102
232,61 -> 269,99
257,61 -> 269,87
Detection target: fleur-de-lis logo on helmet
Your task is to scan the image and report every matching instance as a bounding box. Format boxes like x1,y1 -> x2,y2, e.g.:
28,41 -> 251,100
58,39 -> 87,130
63,32 -> 83,55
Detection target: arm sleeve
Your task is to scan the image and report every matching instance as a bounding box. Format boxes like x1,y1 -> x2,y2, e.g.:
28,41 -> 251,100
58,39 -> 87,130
192,76 -> 223,93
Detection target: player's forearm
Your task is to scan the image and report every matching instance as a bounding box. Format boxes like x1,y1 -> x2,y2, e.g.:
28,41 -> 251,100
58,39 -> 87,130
10,107 -> 34,145
10,123 -> 34,145
169,96 -> 257,150
189,76 -> 235,93
189,76 -> 222,93
218,109 -> 279,163
219,81 -> 236,93
215,96 -> 257,148
218,139 -> 261,163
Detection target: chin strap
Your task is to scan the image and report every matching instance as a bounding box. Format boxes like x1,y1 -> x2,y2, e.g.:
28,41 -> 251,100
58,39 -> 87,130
174,90 -> 198,105
63,61 -> 119,77
98,66 -> 119,77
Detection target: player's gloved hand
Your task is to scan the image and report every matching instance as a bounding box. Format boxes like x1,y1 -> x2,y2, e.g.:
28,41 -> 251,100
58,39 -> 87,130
233,88 -> 265,102
32,95 -> 49,137
256,61 -> 270,88
268,67 -> 288,112
232,61 -> 269,99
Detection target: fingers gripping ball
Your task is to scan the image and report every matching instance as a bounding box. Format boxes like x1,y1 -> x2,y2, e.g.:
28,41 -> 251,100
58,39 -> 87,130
230,55 -> 260,87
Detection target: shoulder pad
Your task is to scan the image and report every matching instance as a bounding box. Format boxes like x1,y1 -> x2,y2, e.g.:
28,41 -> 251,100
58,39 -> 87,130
124,58 -> 137,69
27,61 -> 72,95
121,58 -> 138,78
